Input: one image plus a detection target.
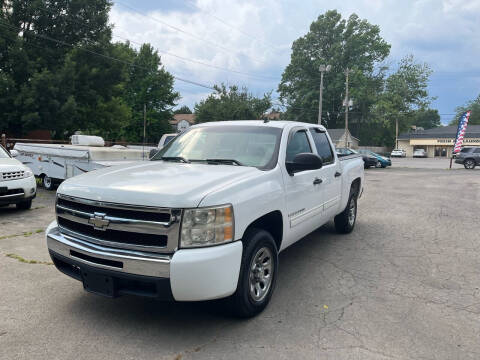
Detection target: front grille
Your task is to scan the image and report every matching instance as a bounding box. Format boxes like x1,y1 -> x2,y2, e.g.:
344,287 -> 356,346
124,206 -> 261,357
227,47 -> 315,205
58,217 -> 168,247
56,195 -> 180,253
1,171 -> 24,181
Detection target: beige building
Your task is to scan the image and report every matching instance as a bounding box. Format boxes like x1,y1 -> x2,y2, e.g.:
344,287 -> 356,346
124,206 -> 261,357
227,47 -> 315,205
397,125 -> 480,158
169,114 -> 196,133
327,128 -> 360,149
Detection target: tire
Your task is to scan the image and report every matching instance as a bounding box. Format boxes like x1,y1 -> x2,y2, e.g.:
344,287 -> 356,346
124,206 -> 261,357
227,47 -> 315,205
334,193 -> 358,234
16,199 -> 32,210
228,228 -> 278,318
375,160 -> 382,168
464,159 -> 476,169
42,175 -> 55,190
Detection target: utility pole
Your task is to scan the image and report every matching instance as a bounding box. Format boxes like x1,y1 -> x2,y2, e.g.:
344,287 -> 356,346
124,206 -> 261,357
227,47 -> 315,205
395,118 -> 399,149
318,64 -> 331,125
344,68 -> 352,148
143,103 -> 146,160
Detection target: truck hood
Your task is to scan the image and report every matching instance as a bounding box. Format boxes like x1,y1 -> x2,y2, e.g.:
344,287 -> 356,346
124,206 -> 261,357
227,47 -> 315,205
0,157 -> 25,172
58,161 -> 261,208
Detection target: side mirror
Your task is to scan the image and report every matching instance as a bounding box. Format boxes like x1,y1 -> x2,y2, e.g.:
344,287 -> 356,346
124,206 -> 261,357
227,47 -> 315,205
10,149 -> 19,157
286,153 -> 323,175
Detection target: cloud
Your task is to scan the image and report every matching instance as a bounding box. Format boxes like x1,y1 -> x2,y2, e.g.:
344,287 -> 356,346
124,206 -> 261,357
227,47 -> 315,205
111,0 -> 480,121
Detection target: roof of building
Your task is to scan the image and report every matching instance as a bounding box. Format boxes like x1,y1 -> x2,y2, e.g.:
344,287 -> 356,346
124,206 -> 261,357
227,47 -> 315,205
169,114 -> 196,125
326,128 -> 359,141
398,125 -> 480,139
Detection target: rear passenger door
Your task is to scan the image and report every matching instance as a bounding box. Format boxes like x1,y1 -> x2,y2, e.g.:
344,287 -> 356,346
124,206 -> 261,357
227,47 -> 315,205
309,128 -> 342,221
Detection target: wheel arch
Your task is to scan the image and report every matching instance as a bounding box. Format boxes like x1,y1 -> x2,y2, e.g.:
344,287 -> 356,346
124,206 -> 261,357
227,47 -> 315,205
242,210 -> 283,251
350,177 -> 362,198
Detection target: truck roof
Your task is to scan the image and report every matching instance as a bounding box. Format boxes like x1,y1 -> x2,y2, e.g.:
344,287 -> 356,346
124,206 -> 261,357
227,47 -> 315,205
194,120 -> 327,132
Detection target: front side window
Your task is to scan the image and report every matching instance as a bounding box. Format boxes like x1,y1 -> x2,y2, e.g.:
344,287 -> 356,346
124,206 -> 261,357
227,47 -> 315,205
286,130 -> 312,162
474,148 -> 480,154
152,125 -> 282,169
310,129 -> 334,164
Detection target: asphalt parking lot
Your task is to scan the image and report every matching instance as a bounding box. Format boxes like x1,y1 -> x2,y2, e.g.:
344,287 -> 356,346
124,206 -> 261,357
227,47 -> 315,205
1,162 -> 480,360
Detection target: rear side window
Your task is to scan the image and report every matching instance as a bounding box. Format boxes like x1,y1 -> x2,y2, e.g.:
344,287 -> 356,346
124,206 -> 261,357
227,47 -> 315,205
310,129 -> 334,164
460,148 -> 471,153
286,130 -> 311,162
474,148 -> 480,153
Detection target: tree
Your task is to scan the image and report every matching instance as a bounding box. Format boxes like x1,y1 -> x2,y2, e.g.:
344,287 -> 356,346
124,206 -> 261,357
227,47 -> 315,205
413,109 -> 440,129
194,84 -> 272,123
278,10 -> 390,127
450,95 -> 480,126
174,106 -> 192,114
371,55 -> 434,145
122,43 -> 180,143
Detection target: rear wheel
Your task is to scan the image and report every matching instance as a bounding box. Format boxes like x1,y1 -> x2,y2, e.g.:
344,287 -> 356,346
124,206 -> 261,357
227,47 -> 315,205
464,159 -> 476,169
16,199 -> 32,210
334,193 -> 357,234
42,175 -> 55,190
228,229 -> 278,318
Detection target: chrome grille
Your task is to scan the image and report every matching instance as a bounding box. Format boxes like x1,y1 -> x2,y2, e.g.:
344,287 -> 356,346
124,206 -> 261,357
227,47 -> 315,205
1,171 -> 24,181
56,194 -> 180,253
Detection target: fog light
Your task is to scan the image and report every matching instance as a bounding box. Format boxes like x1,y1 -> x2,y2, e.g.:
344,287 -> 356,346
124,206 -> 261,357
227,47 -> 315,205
30,188 -> 35,194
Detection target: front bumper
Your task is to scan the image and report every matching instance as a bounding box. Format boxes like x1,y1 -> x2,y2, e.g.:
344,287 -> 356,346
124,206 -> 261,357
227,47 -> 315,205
0,176 -> 36,204
46,222 -> 243,301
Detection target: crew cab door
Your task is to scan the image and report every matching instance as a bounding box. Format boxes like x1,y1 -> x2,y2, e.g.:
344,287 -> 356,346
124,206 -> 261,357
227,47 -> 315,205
309,128 -> 342,220
282,127 -> 324,246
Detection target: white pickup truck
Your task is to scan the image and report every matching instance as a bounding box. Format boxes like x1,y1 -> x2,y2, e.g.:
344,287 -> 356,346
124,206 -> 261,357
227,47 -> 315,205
46,121 -> 364,317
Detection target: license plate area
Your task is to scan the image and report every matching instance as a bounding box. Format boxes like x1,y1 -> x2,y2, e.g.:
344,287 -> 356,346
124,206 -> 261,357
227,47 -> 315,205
81,270 -> 115,297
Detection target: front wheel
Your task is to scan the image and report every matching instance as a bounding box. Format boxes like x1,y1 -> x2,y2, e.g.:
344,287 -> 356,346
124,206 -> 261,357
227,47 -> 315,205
334,195 -> 357,234
228,229 -> 278,318
464,159 -> 476,169
375,160 -> 382,168
16,199 -> 32,210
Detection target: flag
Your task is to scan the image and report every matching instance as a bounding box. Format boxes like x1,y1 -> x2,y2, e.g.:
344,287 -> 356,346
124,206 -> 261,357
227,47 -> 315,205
453,111 -> 471,153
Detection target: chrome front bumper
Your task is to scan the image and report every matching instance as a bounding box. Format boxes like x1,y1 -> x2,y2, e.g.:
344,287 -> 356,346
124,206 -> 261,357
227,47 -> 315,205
47,226 -> 171,278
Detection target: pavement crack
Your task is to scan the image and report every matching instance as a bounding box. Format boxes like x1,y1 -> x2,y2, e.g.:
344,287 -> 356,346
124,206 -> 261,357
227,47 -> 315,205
5,253 -> 53,265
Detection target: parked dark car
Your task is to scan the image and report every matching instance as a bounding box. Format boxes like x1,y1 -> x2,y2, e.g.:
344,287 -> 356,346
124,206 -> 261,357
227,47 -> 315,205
358,149 -> 392,168
455,147 -> 480,169
336,148 -> 377,168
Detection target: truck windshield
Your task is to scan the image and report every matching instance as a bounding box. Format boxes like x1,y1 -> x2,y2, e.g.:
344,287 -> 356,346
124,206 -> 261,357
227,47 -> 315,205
0,145 -> 11,158
152,125 -> 282,169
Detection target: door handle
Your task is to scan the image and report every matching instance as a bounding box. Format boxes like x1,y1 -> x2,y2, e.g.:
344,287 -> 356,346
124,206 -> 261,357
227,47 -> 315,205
313,178 -> 323,185
335,172 -> 342,177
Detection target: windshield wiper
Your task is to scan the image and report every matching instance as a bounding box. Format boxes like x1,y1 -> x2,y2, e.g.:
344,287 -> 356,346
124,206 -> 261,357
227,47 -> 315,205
205,158 -> 243,166
161,156 -> 190,163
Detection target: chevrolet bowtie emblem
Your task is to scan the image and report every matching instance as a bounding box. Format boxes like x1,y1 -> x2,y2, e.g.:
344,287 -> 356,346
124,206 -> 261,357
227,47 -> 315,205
88,212 -> 110,230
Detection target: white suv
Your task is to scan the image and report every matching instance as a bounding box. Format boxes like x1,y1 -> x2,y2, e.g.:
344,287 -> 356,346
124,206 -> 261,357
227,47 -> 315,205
0,145 -> 37,209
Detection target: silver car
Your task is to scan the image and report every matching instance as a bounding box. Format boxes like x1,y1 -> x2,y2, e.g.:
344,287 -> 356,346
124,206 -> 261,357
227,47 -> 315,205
413,149 -> 427,158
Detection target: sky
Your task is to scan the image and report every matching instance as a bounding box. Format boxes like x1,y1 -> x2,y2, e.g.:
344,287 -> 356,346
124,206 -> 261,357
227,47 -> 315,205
110,0 -> 480,125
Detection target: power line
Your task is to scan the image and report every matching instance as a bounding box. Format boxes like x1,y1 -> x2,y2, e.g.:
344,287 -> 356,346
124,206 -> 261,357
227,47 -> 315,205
29,3 -> 278,82
115,1 -> 266,66
0,20 -> 216,91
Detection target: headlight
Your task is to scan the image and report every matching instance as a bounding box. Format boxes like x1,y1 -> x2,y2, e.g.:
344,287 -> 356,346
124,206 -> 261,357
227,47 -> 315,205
23,170 -> 33,178
180,205 -> 234,248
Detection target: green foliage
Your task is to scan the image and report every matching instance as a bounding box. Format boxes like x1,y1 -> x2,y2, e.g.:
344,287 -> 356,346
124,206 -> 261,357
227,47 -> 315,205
450,95 -> 480,126
174,106 -> 192,114
194,84 -> 272,123
278,10 -> 390,127
0,1 -> 179,142
413,109 -> 441,129
371,55 -> 434,145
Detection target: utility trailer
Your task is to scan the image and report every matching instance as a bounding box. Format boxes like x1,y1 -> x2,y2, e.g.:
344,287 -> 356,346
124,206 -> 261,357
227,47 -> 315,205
13,140 -> 148,190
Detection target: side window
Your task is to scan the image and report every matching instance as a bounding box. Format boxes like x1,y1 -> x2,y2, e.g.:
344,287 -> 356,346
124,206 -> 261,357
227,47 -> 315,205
474,148 -> 480,154
310,129 -> 334,164
286,130 -> 312,162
